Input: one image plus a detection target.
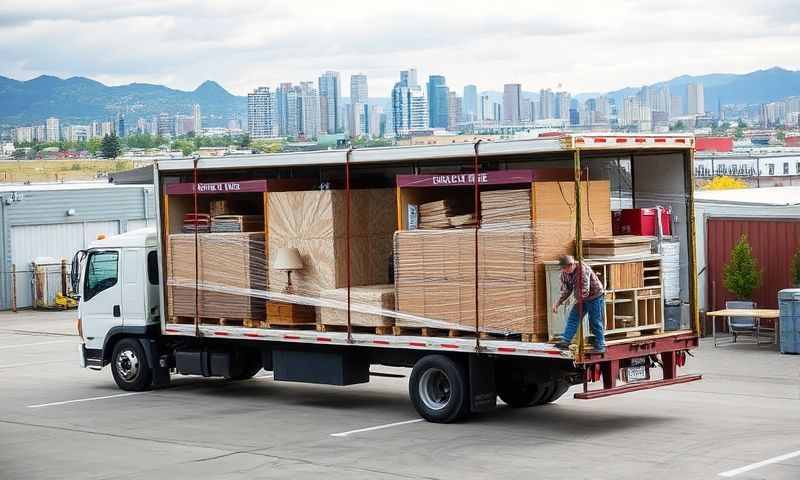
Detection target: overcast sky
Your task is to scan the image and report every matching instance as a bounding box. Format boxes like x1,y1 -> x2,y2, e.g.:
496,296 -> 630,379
1,0 -> 798,96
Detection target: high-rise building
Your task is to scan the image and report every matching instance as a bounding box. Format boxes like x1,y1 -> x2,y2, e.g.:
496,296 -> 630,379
350,74 -> 368,105
275,83 -> 293,137
247,86 -> 278,138
620,97 -> 652,131
298,81 -> 320,139
157,113 -> 172,137
34,125 -> 47,142
368,105 -> 383,138
45,117 -> 60,142
539,89 -> 555,119
463,85 -> 478,122
391,69 -> 428,136
400,69 -> 418,88
427,75 -> 449,129
687,83 -> 704,115
14,126 -> 34,143
116,113 -> 126,137
318,71 -> 342,134
493,103 -> 502,123
447,91 -> 462,130
555,92 -> 571,120
503,84 -> 521,124
479,95 -> 490,121
193,104 -> 202,135
670,95 -> 684,118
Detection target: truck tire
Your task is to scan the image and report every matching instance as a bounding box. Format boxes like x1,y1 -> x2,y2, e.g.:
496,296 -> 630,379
498,383 -> 547,408
409,355 -> 469,423
111,338 -> 153,391
543,380 -> 570,404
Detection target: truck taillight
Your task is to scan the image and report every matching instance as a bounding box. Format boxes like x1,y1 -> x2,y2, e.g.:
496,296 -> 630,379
76,318 -> 83,339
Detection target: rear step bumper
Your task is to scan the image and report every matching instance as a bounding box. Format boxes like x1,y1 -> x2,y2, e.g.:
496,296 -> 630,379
574,374 -> 702,399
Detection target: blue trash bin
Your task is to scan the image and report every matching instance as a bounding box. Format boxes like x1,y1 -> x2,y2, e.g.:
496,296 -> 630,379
778,289 -> 800,354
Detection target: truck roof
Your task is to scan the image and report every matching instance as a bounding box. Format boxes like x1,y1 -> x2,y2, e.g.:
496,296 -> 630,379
156,134 -> 695,172
89,227 -> 158,249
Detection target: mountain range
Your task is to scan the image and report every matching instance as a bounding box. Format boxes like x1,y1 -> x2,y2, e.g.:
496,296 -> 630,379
2,67 -> 800,127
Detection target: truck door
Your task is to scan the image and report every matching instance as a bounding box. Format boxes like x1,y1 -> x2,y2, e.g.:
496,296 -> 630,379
122,248 -> 146,326
80,250 -> 122,350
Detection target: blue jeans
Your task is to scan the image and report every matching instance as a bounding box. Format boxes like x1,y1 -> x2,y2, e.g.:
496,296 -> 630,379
562,296 -> 606,348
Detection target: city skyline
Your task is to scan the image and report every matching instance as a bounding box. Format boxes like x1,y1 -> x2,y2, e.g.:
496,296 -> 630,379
1,1 -> 798,96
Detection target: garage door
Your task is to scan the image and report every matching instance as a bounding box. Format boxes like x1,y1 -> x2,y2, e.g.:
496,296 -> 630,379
11,221 -> 119,308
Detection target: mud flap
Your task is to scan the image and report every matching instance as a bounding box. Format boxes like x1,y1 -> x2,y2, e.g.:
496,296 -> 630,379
469,354 -> 496,413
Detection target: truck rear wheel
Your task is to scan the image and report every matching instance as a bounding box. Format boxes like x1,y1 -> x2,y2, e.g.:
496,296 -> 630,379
111,338 -> 152,391
543,380 -> 570,404
409,355 -> 469,423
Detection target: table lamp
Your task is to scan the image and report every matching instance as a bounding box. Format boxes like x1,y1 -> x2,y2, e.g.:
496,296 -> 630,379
273,247 -> 303,293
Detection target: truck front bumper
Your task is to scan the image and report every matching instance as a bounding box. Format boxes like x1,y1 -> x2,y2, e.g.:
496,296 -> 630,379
79,343 -> 104,370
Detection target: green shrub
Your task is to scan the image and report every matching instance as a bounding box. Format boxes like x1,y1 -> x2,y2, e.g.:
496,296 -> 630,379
791,248 -> 800,287
723,234 -> 762,299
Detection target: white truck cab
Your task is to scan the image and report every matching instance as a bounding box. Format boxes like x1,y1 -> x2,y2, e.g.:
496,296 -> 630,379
76,228 -> 165,387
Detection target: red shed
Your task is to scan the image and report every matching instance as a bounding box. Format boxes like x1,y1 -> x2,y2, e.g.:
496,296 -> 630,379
786,135 -> 800,147
696,136 -> 734,153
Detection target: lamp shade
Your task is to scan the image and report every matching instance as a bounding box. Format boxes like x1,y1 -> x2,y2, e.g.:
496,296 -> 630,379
272,247 -> 303,271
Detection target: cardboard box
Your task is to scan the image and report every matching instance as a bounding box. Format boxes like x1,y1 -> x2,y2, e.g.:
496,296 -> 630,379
319,284 -> 396,327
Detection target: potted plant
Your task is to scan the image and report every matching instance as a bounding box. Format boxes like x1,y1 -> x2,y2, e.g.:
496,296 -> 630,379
723,234 -> 762,300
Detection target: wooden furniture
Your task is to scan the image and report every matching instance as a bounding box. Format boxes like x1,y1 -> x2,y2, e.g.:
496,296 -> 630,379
545,254 -> 664,340
706,308 -> 779,347
267,301 -> 315,326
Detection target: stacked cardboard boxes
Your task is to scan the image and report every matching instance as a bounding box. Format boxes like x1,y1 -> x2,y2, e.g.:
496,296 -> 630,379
394,228 -> 534,333
166,232 -> 267,320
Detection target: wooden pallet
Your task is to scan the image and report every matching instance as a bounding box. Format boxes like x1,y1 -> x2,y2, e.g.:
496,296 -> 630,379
521,333 -> 550,343
316,324 -> 394,335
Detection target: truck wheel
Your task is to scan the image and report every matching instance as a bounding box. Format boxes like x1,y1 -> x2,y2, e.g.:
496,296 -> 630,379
543,380 -> 570,404
498,383 -> 546,408
409,355 -> 469,423
111,338 -> 152,391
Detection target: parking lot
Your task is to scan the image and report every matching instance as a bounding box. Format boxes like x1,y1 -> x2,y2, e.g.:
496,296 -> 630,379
0,310 -> 798,479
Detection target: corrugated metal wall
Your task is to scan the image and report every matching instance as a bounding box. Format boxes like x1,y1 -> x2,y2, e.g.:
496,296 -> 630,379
707,218 -> 800,310
0,185 -> 155,309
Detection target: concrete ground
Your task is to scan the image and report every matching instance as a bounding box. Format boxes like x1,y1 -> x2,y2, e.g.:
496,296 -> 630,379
0,310 -> 798,480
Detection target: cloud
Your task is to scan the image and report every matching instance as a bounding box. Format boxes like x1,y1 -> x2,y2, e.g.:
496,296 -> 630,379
0,0 -> 798,97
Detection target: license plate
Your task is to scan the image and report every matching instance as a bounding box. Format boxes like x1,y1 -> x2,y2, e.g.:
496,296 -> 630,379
626,365 -> 647,382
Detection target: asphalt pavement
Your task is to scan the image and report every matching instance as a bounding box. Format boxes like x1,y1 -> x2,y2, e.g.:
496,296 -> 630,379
0,310 -> 798,480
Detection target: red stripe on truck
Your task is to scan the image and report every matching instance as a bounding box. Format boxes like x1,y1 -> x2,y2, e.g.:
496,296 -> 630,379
497,347 -> 516,352
284,335 -> 300,340
441,344 -> 459,349
316,337 -> 332,342
615,138 -> 628,143
408,341 -> 426,347
593,138 -> 607,143
214,331 -> 229,336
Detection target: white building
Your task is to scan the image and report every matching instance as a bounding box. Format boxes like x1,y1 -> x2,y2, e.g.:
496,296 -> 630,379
192,104 -> 202,135
298,81 -> 321,139
247,87 -> 278,139
0,143 -> 15,158
555,91 -> 571,120
14,127 -> 33,143
620,97 -> 652,131
502,84 -> 521,125
391,69 -> 428,136
687,83 -> 704,115
539,89 -> 555,119
350,74 -> 368,105
45,117 -> 60,142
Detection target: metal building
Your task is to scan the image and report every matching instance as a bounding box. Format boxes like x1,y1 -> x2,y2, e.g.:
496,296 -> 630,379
694,187 -> 800,313
0,182 -> 155,309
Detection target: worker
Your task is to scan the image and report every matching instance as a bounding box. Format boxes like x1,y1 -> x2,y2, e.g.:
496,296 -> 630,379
551,254 -> 606,353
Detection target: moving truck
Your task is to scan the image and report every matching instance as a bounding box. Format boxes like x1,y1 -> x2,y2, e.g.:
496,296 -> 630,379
75,134 -> 701,423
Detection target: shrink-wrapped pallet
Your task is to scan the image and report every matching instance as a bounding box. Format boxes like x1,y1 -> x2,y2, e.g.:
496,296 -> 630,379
166,232 -> 267,320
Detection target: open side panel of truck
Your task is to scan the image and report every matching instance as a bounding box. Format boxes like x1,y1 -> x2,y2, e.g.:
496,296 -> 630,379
153,135 -> 701,406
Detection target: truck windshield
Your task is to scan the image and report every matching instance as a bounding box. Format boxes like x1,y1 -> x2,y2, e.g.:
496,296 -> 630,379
84,251 -> 119,301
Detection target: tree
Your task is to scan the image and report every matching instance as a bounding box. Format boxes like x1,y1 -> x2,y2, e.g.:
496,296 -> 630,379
701,176 -> 748,190
172,139 -> 195,156
669,120 -> 686,132
734,126 -> 745,140
86,137 -> 102,156
100,133 -> 122,159
723,234 -> 762,300
791,248 -> 800,287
